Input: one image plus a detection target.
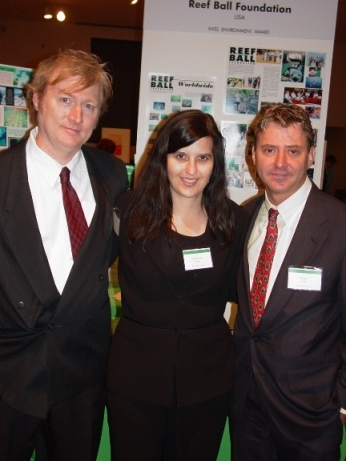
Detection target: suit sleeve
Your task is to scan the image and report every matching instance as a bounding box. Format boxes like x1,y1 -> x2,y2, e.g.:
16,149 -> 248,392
228,203 -> 250,303
337,248 -> 346,409
105,158 -> 129,264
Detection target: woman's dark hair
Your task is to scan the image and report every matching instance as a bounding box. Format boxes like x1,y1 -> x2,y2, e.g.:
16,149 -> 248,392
126,109 -> 235,246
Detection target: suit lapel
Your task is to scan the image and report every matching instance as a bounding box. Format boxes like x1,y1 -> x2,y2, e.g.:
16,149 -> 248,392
0,143 -> 60,307
258,185 -> 328,329
60,150 -> 112,301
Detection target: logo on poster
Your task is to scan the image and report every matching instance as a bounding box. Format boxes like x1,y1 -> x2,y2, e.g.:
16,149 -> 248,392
229,47 -> 256,62
151,75 -> 174,90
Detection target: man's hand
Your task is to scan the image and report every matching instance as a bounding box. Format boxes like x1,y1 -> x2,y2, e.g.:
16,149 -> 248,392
340,412 -> 346,424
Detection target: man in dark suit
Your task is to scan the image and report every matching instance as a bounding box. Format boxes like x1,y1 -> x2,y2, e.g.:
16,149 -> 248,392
0,50 -> 128,461
231,103 -> 346,460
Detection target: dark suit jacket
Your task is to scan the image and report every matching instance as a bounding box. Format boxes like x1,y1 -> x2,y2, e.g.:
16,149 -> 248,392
0,141 -> 128,418
232,182 -> 346,437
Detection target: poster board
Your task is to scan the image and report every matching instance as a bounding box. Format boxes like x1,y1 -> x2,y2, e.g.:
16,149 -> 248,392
101,127 -> 131,163
0,64 -> 33,150
136,0 -> 338,205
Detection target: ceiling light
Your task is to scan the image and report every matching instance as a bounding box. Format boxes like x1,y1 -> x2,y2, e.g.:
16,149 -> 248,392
130,0 -> 138,4
44,6 -> 53,19
56,10 -> 66,21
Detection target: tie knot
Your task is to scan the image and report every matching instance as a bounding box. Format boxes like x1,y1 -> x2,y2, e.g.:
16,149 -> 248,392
268,208 -> 279,222
60,167 -> 70,184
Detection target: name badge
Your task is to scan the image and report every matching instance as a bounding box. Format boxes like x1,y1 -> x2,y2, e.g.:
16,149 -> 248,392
183,248 -> 213,271
287,267 -> 322,291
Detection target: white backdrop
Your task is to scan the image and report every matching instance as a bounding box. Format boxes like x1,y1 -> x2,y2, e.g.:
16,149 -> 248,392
136,0 -> 338,205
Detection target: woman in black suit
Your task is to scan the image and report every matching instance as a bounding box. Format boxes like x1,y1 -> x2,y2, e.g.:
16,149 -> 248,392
107,109 -> 248,461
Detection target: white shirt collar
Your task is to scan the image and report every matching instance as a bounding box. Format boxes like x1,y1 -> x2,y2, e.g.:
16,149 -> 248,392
27,127 -> 84,188
264,177 -> 312,229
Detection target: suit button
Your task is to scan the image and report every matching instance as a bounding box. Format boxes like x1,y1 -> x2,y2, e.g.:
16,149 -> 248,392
251,336 -> 258,341
48,324 -> 55,330
86,319 -> 92,325
98,274 -> 104,281
17,301 -> 25,309
246,366 -> 251,373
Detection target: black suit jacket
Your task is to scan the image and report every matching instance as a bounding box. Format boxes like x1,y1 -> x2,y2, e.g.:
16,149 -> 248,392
0,141 -> 128,418
232,183 -> 346,437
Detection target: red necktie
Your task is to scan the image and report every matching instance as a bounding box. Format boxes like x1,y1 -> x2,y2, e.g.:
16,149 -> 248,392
60,167 -> 88,260
250,208 -> 279,328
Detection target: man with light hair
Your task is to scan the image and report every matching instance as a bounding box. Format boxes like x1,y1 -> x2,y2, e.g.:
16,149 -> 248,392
0,49 -> 128,461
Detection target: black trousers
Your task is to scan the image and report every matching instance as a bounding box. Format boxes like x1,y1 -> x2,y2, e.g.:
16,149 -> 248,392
107,390 -> 231,461
0,384 -> 105,461
231,378 -> 343,461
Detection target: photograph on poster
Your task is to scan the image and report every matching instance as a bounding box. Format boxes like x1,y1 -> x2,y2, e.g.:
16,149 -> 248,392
201,93 -> 212,102
306,88 -> 323,105
201,105 -> 212,114
227,77 -> 244,88
305,106 -> 321,119
308,67 -> 321,77
227,171 -> 244,189
283,87 -> 323,106
306,77 -> 322,89
5,88 -> 14,106
256,49 -> 282,64
0,127 -> 7,146
221,121 -> 247,153
221,121 -> 260,190
153,101 -> 165,110
225,88 -> 259,115
0,66 -> 32,88
0,86 -> 5,105
312,129 -> 318,147
244,76 -> 261,89
4,106 -> 28,128
307,52 -> 326,68
281,50 -> 306,82
14,88 -> 26,107
182,99 -> 192,108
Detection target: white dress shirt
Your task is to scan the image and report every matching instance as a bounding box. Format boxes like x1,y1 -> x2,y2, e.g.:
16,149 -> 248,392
26,127 -> 96,293
248,177 -> 312,303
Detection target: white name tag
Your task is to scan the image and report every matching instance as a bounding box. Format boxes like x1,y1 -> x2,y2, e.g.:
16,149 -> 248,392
183,248 -> 213,271
287,267 -> 322,291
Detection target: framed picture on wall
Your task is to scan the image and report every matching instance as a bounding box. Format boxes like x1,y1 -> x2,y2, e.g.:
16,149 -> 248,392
101,127 -> 131,163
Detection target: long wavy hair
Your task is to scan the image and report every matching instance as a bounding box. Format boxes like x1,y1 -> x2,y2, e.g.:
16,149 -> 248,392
126,109 -> 235,246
